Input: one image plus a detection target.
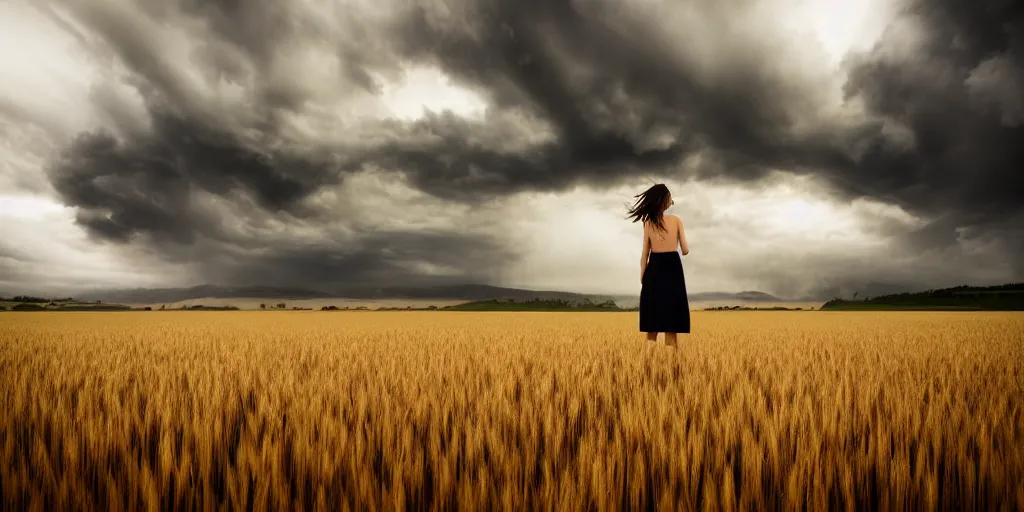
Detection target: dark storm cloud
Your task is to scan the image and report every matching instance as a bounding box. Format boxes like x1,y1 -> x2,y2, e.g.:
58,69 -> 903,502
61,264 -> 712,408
31,0 -> 1024,290
52,0 -> 1023,216
47,0 -> 849,239
374,0 -> 853,198
836,0 -> 1024,275
51,111 -> 332,244
374,0 -> 1024,227
840,0 -> 1024,219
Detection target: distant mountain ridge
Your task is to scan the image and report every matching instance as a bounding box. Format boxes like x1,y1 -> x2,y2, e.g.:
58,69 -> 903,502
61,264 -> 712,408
75,284 -> 785,305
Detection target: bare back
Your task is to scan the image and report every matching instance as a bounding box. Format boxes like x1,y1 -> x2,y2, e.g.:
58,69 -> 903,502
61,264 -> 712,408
644,215 -> 684,253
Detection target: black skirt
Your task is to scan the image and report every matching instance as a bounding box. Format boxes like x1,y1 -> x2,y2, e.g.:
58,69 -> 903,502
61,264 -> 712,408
639,251 -> 691,333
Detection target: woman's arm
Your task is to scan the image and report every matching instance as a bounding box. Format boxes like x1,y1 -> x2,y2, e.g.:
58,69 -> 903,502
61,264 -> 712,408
640,224 -> 651,282
677,216 -> 690,255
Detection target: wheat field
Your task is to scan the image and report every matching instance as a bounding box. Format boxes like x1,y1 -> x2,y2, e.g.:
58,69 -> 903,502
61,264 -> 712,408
1,311 -> 1022,510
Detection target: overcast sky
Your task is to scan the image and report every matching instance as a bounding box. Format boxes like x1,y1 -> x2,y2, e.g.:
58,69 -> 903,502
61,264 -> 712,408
1,0 -> 1022,299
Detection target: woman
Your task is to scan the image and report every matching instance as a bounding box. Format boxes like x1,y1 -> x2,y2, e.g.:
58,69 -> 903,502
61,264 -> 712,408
626,184 -> 691,346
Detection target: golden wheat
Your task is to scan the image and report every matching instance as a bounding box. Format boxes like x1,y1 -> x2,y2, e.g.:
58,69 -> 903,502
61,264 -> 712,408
1,311 -> 1022,510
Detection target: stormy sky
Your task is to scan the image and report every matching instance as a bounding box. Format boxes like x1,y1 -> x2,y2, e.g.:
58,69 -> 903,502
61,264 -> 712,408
1,0 -> 1022,299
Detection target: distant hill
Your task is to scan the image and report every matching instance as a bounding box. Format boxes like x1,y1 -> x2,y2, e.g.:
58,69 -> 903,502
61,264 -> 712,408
75,283 -> 785,307
690,291 -> 783,302
820,283 -> 1024,311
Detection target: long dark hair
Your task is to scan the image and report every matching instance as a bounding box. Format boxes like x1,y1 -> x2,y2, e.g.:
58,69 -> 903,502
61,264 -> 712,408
626,184 -> 671,231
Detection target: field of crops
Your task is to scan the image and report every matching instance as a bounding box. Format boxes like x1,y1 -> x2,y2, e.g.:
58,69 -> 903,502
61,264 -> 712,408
2,311 -> 1022,510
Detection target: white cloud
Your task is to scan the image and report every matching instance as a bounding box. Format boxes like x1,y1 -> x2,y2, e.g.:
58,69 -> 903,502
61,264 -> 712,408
0,194 -> 183,295
378,66 -> 489,121
0,2 -> 120,140
782,0 -> 894,64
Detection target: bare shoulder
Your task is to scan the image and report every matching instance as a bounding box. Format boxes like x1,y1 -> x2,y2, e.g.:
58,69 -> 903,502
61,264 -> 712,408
669,214 -> 683,226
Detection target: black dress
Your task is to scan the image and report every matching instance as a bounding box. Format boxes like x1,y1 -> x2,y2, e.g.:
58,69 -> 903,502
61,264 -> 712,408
639,251 -> 691,333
